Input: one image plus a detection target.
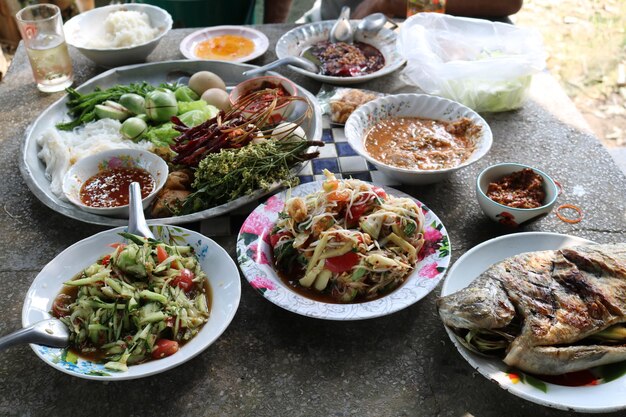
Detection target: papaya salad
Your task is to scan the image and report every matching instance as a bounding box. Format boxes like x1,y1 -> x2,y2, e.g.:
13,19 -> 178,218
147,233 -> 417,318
270,171 -> 426,303
51,233 -> 210,372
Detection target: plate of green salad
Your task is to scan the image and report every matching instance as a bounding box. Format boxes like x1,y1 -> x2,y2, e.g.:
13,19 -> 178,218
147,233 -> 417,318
22,224 -> 241,380
20,60 -> 323,226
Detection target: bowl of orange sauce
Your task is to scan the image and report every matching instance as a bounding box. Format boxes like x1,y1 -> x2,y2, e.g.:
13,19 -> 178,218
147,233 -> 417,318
345,94 -> 493,185
180,26 -> 269,63
62,149 -> 168,218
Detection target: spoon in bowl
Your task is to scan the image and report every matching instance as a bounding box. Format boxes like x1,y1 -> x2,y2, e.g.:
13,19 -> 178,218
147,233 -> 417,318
242,56 -> 319,77
128,181 -> 155,239
0,183 -> 153,351
0,318 -> 69,350
330,6 -> 353,44
356,13 -> 398,36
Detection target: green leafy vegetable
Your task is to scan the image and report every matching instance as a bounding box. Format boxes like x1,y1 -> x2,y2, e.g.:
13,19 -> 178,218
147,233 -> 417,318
179,139 -> 323,214
57,83 -> 176,131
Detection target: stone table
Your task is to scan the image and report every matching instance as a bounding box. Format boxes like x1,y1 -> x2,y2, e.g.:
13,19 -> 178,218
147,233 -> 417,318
0,25 -> 624,417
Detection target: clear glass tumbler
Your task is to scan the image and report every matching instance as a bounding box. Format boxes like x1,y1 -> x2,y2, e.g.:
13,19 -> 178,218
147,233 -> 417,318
15,4 -> 74,93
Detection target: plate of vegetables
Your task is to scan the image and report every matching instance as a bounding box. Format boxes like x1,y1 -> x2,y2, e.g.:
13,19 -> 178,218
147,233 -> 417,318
23,224 -> 241,380
20,60 -> 323,226
236,171 -> 451,320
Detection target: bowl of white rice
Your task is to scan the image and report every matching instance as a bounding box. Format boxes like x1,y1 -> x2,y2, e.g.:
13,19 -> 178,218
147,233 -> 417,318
64,4 -> 172,68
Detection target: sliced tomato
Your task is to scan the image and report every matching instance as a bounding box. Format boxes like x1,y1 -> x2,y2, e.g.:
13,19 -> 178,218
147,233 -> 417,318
270,231 -> 290,247
109,242 -> 126,249
325,251 -> 360,273
171,268 -> 194,292
156,245 -> 168,264
100,254 -> 111,266
152,339 -> 179,359
372,186 -> 387,200
347,203 -> 369,222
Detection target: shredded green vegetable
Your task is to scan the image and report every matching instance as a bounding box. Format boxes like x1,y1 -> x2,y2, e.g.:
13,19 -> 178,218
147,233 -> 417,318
52,233 -> 210,372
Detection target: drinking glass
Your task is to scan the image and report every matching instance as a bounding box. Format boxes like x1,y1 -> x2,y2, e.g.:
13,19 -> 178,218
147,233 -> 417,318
406,0 -> 446,17
15,4 -> 74,93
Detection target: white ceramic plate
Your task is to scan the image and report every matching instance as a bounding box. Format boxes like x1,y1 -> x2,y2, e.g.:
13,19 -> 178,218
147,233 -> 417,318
180,26 -> 269,63
345,93 -> 493,185
275,20 -> 405,85
236,181 -> 451,320
20,60 -> 323,226
439,232 -> 626,413
22,225 -> 241,380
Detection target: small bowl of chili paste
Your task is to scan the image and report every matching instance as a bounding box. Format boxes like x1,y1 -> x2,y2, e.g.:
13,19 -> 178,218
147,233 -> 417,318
62,149 -> 168,218
229,75 -> 298,123
476,163 -> 559,227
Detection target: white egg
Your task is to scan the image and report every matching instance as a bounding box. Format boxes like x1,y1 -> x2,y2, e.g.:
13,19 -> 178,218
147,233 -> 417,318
271,122 -> 306,141
201,88 -> 231,111
189,71 -> 227,95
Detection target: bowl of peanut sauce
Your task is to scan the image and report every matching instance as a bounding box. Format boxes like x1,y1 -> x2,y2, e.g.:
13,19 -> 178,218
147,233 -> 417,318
345,93 -> 492,184
476,163 -> 559,227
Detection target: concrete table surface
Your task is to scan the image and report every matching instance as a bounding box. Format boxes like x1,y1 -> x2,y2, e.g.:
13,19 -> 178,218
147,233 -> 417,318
0,25 -> 625,417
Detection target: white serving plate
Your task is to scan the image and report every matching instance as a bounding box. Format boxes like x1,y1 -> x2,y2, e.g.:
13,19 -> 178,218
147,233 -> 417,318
22,224 -> 241,380
180,26 -> 269,63
275,20 -> 405,85
236,181 -> 451,320
20,60 -> 322,226
439,232 -> 626,413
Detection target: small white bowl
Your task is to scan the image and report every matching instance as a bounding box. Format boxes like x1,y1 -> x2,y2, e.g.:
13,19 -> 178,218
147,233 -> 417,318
64,4 -> 172,68
229,75 -> 298,122
345,93 -> 493,185
275,20 -> 405,85
180,26 -> 269,63
23,224 -> 241,380
476,162 -> 559,226
62,149 -> 168,218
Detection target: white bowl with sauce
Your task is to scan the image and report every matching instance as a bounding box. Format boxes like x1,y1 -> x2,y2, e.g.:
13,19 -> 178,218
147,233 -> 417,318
476,162 -> 559,227
62,149 -> 168,218
345,94 -> 493,185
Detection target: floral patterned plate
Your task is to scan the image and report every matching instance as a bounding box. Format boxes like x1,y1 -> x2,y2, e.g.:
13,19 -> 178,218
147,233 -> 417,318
22,225 -> 241,380
236,181 -> 451,320
439,232 -> 626,413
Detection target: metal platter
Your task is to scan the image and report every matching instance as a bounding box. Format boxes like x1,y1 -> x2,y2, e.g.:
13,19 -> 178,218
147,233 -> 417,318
19,60 -> 323,226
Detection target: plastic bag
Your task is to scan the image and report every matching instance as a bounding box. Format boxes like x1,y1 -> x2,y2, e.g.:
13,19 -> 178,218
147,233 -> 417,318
398,14 -> 547,112
317,85 -> 385,125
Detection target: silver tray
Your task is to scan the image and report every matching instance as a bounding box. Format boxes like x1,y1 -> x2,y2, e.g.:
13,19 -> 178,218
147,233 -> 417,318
19,60 -> 323,226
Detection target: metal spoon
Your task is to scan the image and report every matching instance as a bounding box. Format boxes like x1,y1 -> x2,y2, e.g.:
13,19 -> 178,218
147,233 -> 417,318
128,182 -> 155,239
330,6 -> 353,44
357,13 -> 398,36
0,318 -> 69,350
0,183 -> 153,351
242,56 -> 319,77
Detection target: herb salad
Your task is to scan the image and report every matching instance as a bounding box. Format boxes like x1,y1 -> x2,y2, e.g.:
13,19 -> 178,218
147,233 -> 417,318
51,233 -> 210,372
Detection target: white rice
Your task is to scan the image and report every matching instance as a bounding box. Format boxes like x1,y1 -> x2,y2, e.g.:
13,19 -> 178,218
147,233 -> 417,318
37,119 -> 154,199
85,10 -> 158,48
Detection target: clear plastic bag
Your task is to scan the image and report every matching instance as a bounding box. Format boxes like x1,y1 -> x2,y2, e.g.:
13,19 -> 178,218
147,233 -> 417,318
398,14 -> 547,112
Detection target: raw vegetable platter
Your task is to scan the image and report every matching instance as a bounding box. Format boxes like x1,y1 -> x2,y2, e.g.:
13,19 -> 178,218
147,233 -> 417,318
20,60 -> 323,226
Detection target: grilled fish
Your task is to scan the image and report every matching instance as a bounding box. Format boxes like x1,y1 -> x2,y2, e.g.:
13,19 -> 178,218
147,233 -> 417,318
438,243 -> 626,375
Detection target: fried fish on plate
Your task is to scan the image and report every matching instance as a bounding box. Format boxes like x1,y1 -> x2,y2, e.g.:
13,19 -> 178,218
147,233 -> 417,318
438,243 -> 626,375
